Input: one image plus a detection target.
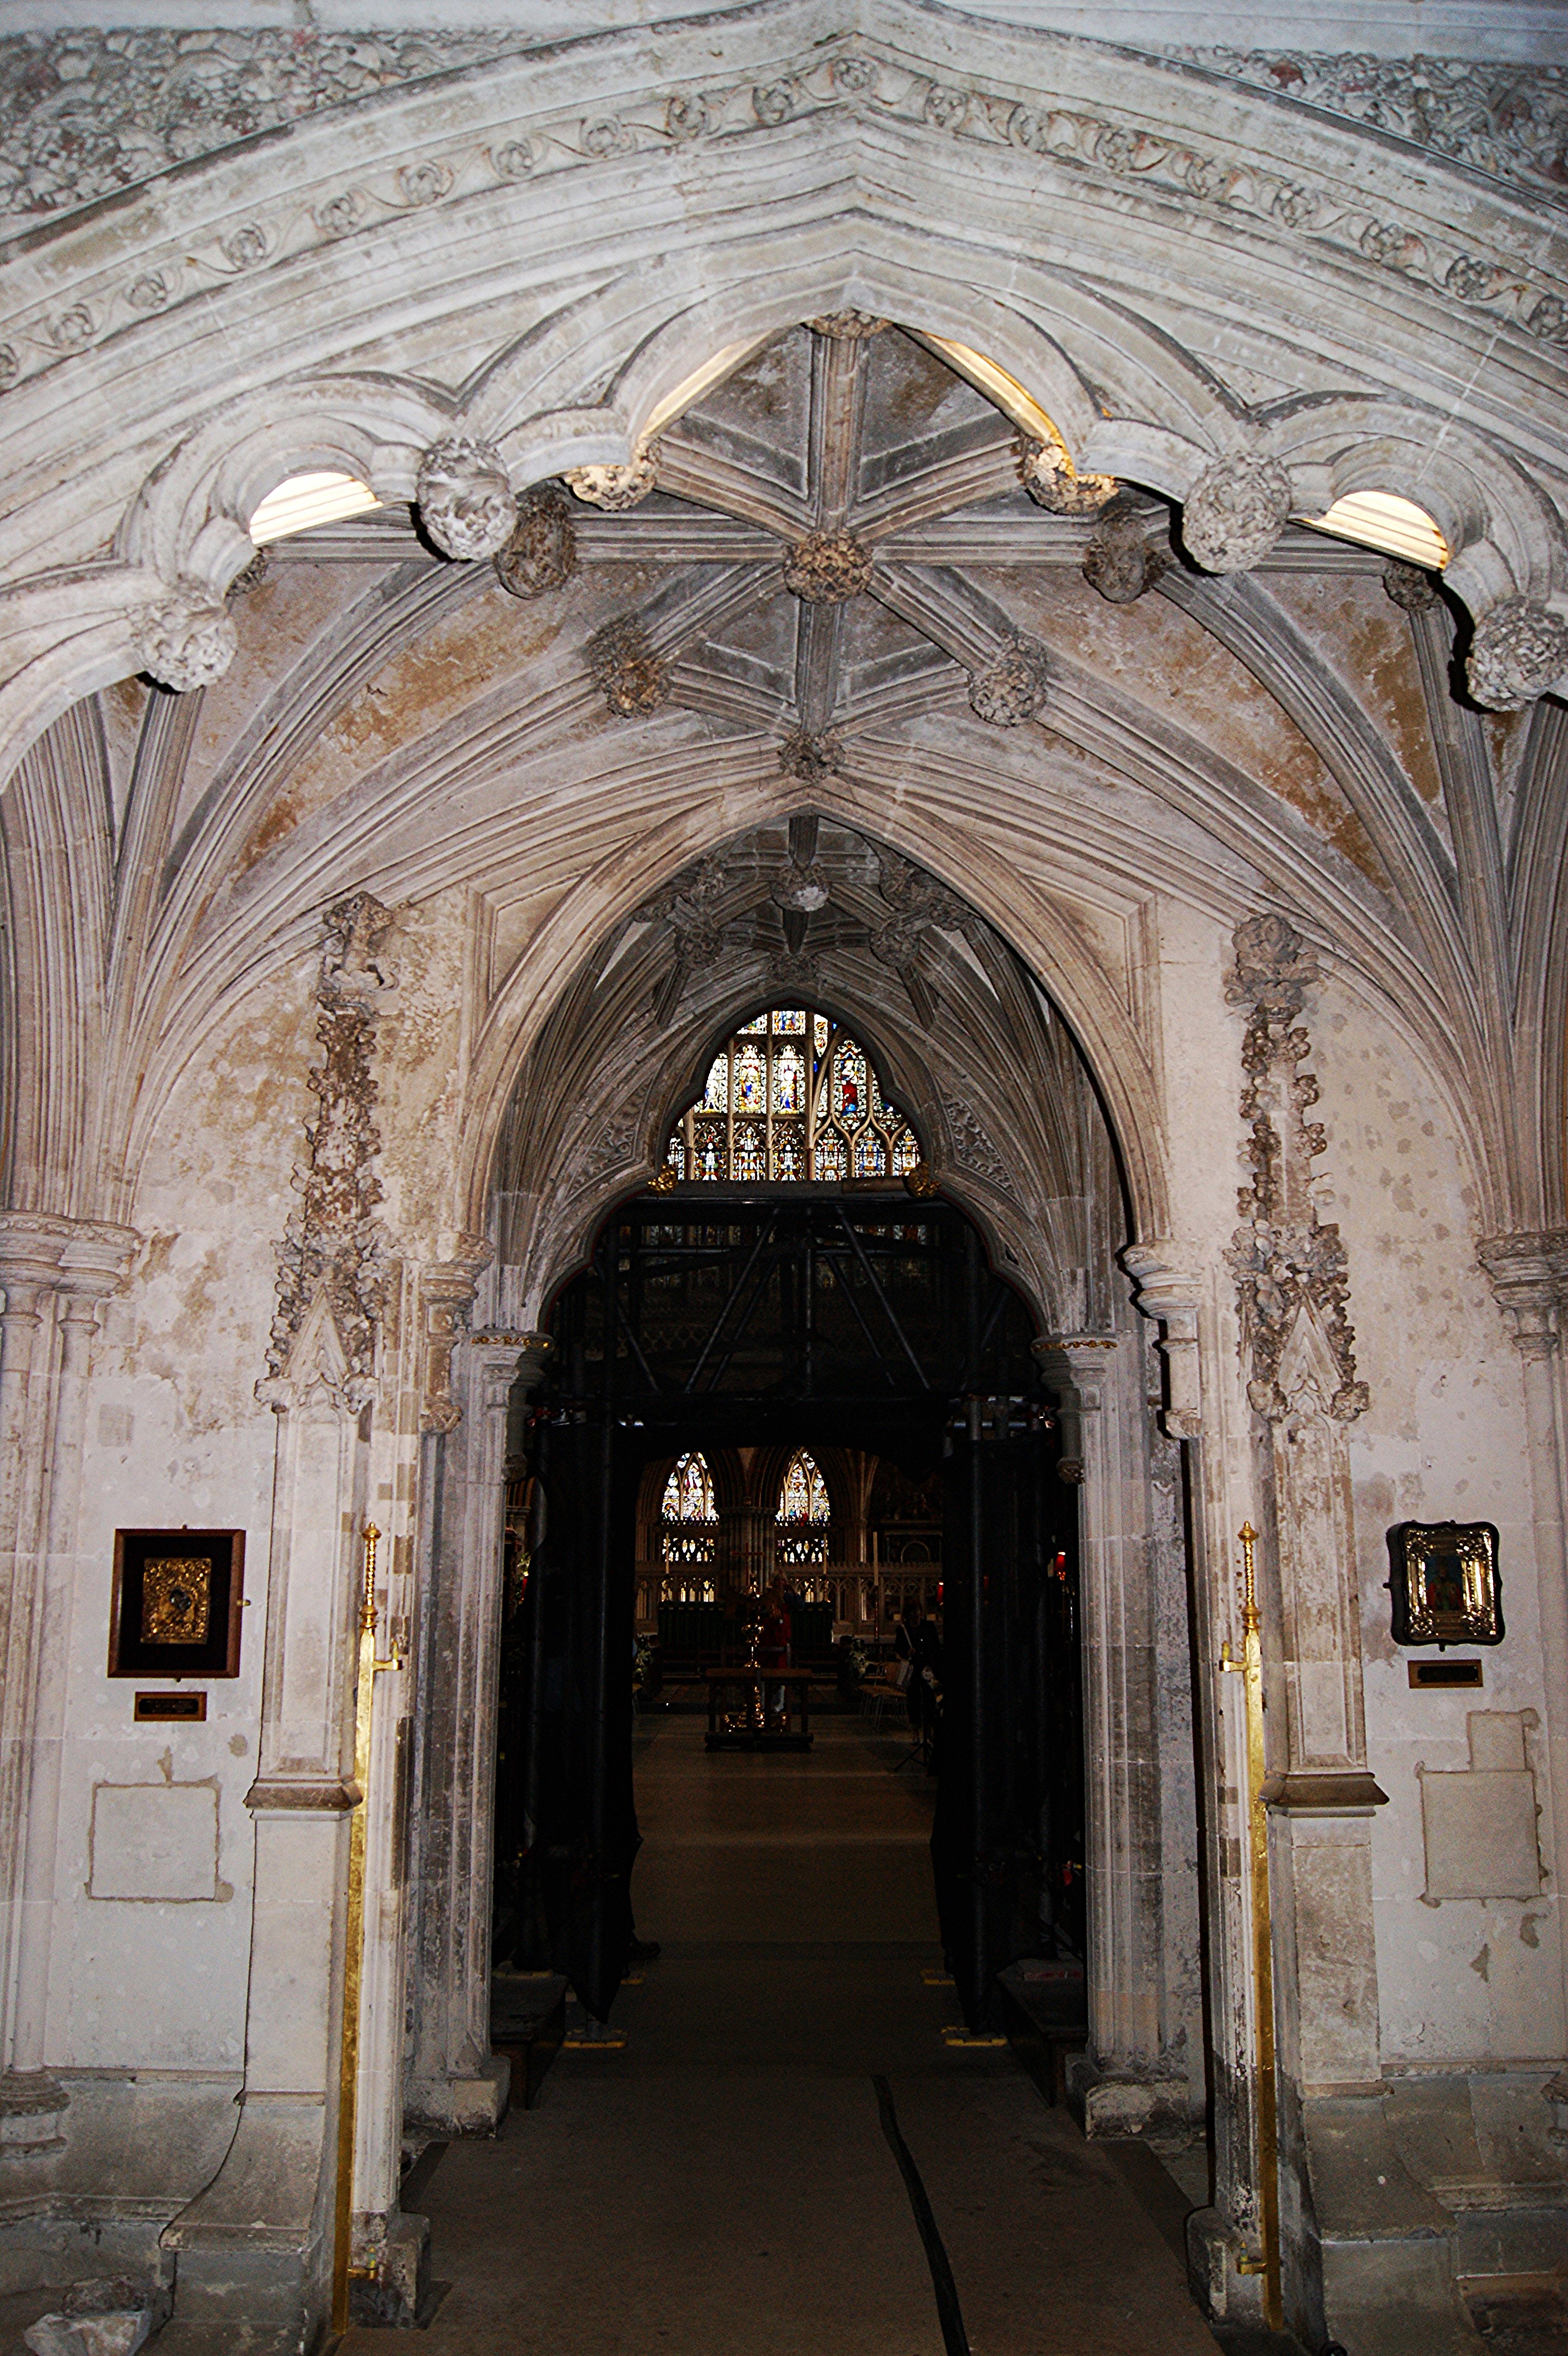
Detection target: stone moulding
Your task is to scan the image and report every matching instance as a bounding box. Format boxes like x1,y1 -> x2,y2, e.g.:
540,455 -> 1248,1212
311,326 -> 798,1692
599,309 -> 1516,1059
3,16 -> 1563,409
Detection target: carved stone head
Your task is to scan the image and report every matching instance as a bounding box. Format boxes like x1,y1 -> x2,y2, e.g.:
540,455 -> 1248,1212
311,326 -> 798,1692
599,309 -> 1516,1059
416,436 -> 517,560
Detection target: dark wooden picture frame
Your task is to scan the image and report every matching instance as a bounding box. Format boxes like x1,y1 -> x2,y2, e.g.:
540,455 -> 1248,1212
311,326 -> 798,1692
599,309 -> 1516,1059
109,1528 -> 245,1680
1386,1520 -> 1502,1649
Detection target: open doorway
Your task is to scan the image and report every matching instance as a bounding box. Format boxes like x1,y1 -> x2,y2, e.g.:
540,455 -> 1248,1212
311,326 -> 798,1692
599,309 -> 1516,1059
488,1007 -> 1085,2034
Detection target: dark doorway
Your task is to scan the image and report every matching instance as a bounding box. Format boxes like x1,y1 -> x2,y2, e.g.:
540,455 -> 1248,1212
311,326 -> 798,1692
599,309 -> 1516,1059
492,1187 -> 1085,2029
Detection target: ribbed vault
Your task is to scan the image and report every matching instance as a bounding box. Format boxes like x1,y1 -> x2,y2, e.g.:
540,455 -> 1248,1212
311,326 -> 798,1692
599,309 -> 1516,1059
484,815 -> 1127,1329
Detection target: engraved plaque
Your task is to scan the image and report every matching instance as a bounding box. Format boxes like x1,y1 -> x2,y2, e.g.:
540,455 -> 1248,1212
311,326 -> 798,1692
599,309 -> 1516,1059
142,1558 -> 211,1645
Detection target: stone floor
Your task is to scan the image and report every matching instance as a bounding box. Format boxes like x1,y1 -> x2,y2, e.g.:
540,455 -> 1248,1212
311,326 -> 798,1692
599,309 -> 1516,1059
339,1709 -> 1226,2355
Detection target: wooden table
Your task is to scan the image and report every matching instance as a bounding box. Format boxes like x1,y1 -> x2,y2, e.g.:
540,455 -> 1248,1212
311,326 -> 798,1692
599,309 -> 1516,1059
704,1666 -> 813,1751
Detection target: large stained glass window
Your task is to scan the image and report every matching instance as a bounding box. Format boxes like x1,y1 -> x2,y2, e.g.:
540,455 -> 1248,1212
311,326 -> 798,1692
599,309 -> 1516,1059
664,1009 -> 921,1184
660,1450 -> 718,1600
776,1449 -> 831,1568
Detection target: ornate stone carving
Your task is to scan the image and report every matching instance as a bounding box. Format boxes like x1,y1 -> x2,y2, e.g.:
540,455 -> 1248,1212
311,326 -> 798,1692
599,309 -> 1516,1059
416,437 -> 516,561
1084,495 -> 1171,604
586,616 -> 669,717
1477,1231 -> 1568,1359
1466,598 -> 1568,711
807,310 -> 888,339
419,1236 -> 492,1434
261,894 -> 396,1409
967,632 -> 1050,725
876,846 -> 970,935
1181,455 -> 1292,574
135,584 -> 237,693
1179,49 -> 1568,208
778,728 -> 844,781
1224,913 -> 1367,1425
494,481 -> 577,599
565,445 -> 660,512
1017,434 -> 1116,516
943,1094 -> 1010,1192
1382,557 -> 1442,613
782,531 -> 872,603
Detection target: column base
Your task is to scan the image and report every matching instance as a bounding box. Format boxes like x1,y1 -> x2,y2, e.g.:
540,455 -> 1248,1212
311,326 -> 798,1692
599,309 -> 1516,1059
1066,2055 -> 1201,2150
403,2053 -> 509,2138
349,2210 -> 430,2328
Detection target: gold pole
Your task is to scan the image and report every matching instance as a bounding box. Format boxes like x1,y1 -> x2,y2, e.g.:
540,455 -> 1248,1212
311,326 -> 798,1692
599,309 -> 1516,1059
1222,1521 -> 1283,2332
331,1523 -> 403,2339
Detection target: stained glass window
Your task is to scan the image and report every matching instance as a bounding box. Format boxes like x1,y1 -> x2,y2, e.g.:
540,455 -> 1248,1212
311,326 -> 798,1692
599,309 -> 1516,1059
777,1449 -> 830,1567
662,1008 -> 922,1185
661,1450 -> 718,1599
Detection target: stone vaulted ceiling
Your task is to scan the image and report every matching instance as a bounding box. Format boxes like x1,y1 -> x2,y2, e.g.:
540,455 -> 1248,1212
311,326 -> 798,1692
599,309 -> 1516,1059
1,0 -> 1566,1260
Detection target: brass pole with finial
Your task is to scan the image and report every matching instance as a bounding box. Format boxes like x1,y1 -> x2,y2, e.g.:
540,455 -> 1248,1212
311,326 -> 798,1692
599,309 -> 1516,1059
331,1522 -> 404,2337
1222,1521 -> 1283,2332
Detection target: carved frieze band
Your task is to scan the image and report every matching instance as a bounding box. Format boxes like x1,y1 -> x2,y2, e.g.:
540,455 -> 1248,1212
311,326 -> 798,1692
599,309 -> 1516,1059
0,36 -> 1562,397
259,892 -> 395,1412
1224,913 -> 1367,1426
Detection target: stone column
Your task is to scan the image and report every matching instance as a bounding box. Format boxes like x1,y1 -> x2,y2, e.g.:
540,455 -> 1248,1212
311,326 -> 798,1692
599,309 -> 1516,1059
163,893 -> 396,2349
1124,1241 -> 1269,2326
1032,1327 -> 1192,2139
9,1236 -> 137,2083
405,1330 -> 551,2136
1479,1231 -> 1568,2055
0,1218 -> 135,2186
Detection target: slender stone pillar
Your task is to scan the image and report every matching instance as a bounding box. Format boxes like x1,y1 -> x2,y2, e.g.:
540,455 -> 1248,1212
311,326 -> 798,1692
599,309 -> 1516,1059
1479,1231 -> 1568,2058
1032,1327 -> 1193,2139
405,1331 -> 551,2135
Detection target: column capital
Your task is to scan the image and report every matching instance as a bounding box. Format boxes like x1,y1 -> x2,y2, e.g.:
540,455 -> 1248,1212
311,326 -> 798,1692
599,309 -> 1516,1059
468,1328 -> 554,1391
419,1234 -> 494,1432
1478,1229 -> 1568,1359
1121,1241 -> 1205,1438
0,1212 -> 140,1312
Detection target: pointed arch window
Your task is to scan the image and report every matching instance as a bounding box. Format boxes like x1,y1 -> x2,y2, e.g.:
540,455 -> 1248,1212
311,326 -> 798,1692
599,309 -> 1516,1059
664,1008 -> 921,1183
661,1450 -> 718,1599
776,1448 -> 831,1569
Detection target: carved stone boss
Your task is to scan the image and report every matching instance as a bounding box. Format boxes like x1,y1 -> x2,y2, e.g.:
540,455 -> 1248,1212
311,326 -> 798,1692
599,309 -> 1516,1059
1225,914 -> 1383,1811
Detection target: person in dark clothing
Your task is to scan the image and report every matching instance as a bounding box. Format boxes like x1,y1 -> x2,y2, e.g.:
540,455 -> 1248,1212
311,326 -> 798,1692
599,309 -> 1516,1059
895,1598 -> 941,1745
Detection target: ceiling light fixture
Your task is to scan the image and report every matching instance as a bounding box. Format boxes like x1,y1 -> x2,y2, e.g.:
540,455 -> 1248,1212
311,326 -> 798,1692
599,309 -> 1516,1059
249,470 -> 382,546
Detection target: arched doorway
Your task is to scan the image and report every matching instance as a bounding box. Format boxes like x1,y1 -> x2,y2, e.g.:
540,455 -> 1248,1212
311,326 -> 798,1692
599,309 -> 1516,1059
489,1105 -> 1082,2028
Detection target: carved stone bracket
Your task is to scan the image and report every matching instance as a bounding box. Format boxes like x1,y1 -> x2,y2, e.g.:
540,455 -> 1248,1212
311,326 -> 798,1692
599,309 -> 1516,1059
259,893 -> 396,1413
1224,914 -> 1366,1424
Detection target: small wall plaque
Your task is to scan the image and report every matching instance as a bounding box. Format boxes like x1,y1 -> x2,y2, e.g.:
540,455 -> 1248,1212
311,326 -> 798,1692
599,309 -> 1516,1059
134,1691 -> 208,1722
1408,1660 -> 1483,1690
110,1529 -> 244,1680
1386,1520 -> 1502,1649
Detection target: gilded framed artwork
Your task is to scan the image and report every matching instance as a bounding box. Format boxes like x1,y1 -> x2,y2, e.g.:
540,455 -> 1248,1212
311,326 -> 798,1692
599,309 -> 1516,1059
1386,1520 -> 1502,1649
109,1529 -> 245,1679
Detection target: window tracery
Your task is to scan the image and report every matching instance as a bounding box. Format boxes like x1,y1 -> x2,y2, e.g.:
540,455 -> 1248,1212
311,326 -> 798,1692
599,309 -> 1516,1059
777,1448 -> 831,1568
664,1008 -> 921,1184
660,1450 -> 718,1600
